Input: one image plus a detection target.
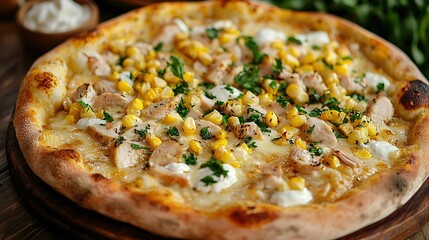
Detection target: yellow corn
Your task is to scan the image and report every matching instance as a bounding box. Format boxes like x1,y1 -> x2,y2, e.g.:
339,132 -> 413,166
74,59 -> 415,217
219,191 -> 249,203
183,117 -> 196,135
162,112 -> 182,125
323,51 -> 337,65
366,122 -> 377,136
143,88 -> 158,102
295,138 -> 307,149
289,176 -> 306,190
347,130 -> 369,145
273,137 -> 289,146
204,110 -> 223,125
127,98 -> 143,115
147,59 -> 161,70
219,33 -> 233,44
183,71 -> 194,83
225,27 -> 240,35
117,81 -> 133,94
284,54 -> 300,68
69,102 -> 82,117
333,64 -> 349,76
163,71 -> 181,84
286,107 -> 299,119
288,46 -> 300,57
122,114 -> 142,129
152,76 -> 166,88
262,79 -> 278,94
290,115 -> 306,128
301,52 -> 319,65
80,107 -> 96,118
320,110 -> 341,123
146,133 -> 162,150
352,148 -> 372,159
189,139 -> 203,155
146,50 -> 156,60
211,138 -> 228,150
338,123 -> 354,136
161,86 -> 175,99
264,111 -> 278,127
298,64 -> 314,74
126,46 -> 140,57
242,91 -> 259,105
258,93 -> 275,105
199,52 -> 214,66
65,114 -> 76,123
324,155 -> 341,169
286,84 -> 309,104
213,148 -> 236,163
215,129 -> 227,139
281,125 -> 299,139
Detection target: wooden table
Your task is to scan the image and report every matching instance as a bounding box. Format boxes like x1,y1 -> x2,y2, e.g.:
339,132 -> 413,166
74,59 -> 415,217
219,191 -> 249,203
0,3 -> 429,239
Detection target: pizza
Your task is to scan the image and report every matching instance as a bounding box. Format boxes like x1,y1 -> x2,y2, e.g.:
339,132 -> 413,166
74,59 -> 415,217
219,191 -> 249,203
13,0 -> 429,239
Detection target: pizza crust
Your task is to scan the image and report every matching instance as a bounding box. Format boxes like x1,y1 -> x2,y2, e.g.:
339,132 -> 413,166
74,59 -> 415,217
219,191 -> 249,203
14,1 -> 429,239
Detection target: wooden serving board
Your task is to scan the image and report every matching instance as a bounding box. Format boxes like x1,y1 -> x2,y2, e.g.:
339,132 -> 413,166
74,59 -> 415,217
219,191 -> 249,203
6,119 -> 429,239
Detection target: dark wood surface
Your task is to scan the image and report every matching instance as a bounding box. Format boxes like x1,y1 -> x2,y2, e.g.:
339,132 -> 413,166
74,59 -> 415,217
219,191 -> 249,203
1,2 -> 429,240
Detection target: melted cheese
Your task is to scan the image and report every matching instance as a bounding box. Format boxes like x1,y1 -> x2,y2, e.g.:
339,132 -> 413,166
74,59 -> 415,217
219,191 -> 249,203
270,188 -> 313,207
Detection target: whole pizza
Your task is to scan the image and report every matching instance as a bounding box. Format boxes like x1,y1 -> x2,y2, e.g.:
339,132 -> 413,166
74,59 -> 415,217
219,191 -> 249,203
14,0 -> 429,239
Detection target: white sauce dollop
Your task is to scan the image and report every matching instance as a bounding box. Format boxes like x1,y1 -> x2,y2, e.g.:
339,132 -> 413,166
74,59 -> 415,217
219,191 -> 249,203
174,18 -> 189,33
207,85 -> 242,102
255,28 -> 286,46
24,0 -> 91,33
294,31 -> 330,46
270,188 -> 313,207
366,140 -> 399,161
76,118 -> 106,129
164,163 -> 191,174
365,72 -> 391,92
194,164 -> 237,193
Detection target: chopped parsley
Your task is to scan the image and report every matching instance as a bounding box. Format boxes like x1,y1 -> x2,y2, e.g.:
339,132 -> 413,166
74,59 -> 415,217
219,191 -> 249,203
204,91 -> 216,99
176,98 -> 189,118
206,27 -> 219,39
215,100 -> 224,106
269,81 -> 278,90
376,82 -> 385,92
308,108 -> 322,117
158,68 -> 166,78
103,111 -> 114,122
241,36 -> 267,64
234,64 -> 261,95
348,93 -> 366,102
273,58 -> 284,75
182,152 -> 197,165
287,36 -> 302,45
77,100 -> 91,109
131,143 -> 149,150
200,157 -> 228,177
115,136 -> 125,147
172,82 -> 189,95
167,55 -> 185,80
349,110 -> 365,123
334,130 -> 346,138
166,126 -> 179,137
322,59 -> 333,70
296,105 -> 308,114
153,42 -> 163,52
200,126 -> 213,140
308,88 -> 322,104
200,175 -> 216,186
342,56 -> 353,61
308,143 -> 323,156
307,125 -> 315,134
311,45 -> 321,50
199,82 -> 215,89
244,136 -> 257,148
276,95 -> 289,108
134,125 -> 150,138
225,85 -> 234,94
322,97 -> 340,110
118,56 -> 126,66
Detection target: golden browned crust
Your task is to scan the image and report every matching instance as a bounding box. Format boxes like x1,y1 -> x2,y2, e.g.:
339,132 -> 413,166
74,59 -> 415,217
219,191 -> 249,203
13,1 -> 429,239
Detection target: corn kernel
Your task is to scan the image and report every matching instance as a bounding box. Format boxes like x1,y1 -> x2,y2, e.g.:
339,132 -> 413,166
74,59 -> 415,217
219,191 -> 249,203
146,50 -> 156,60
215,130 -> 227,139
213,147 -> 236,163
320,110 -> 340,122
183,117 -> 196,135
286,107 -> 299,119
333,64 -> 349,76
163,71 -> 181,84
225,27 -> 240,36
280,125 -> 299,136
80,107 -> 96,118
144,73 -> 155,83
301,52 -> 319,64
262,79 -> 278,94
211,138 -> 228,150
146,133 -> 162,150
199,52 -> 214,66
126,46 -> 140,57
288,46 -> 300,57
96,110 -> 104,119
189,139 -> 203,155
127,98 -> 143,115
324,155 -> 341,169
289,176 -> 306,190
143,88 -> 158,102
273,137 -> 289,146
324,51 -> 337,65
290,115 -> 306,128
117,81 -> 133,94
147,59 -> 161,70
298,64 -> 314,74
242,91 -> 259,105
347,130 -> 369,145
162,112 -> 182,125
230,161 -> 241,168
284,54 -> 300,68
219,33 -> 233,44
65,114 -> 76,123
69,102 -> 82,117
204,110 -> 223,125
122,114 -> 142,129
265,111 -> 278,127
367,122 -> 377,136
183,71 -> 194,83
122,58 -> 134,68
338,123 -> 354,136
295,138 -> 307,149
352,148 -> 372,159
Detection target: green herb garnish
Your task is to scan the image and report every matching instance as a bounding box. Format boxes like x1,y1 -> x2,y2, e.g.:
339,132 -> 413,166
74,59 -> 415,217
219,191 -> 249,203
244,136 -> 257,148
167,55 -> 185,80
131,143 -> 149,150
166,126 -> 179,137
115,136 -> 125,147
273,58 -> 284,75
241,36 -> 267,64
183,152 -> 197,165
234,64 -> 261,94
176,98 -> 189,118
206,27 -> 219,40
103,111 -> 114,122
287,36 -> 302,45
154,42 -> 163,52
200,126 -> 213,140
200,157 -> 228,177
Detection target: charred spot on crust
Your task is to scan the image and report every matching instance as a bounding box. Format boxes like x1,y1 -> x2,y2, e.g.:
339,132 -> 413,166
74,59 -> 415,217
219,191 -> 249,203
407,155 -> 417,165
52,149 -> 81,163
391,174 -> 408,196
400,80 -> 429,110
91,173 -> 106,182
228,205 -> 278,227
34,72 -> 56,91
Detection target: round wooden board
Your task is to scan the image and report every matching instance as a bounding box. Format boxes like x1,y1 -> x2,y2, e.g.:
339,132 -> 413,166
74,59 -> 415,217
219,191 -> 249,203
6,118 -> 429,239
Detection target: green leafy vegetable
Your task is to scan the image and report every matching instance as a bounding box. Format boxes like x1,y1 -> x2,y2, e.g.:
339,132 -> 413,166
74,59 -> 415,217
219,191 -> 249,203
201,175 -> 216,186
200,158 -> 228,177
308,143 -> 323,156
166,126 -> 179,137
183,152 -> 197,165
273,58 -> 285,75
276,95 -> 289,108
200,126 -> 213,140
176,98 -> 189,118
103,111 -> 114,122
244,136 -> 257,149
376,82 -> 385,92
225,85 -> 234,94
172,82 -> 189,95
307,125 -> 315,134
154,42 -> 163,52
206,27 -> 219,39
287,36 -> 302,45
131,144 -> 149,150
204,91 -> 216,99
241,36 -> 267,64
115,136 -> 125,147
167,55 -> 185,80
308,108 -> 322,117
234,64 -> 261,94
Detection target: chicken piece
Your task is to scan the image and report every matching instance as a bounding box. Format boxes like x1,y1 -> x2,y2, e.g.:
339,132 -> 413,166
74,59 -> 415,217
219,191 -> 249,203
199,94 -> 216,112
204,53 -> 233,85
151,165 -> 190,187
279,69 -> 306,91
152,23 -> 183,44
340,75 -> 366,94
86,52 -> 111,77
93,80 -> 116,94
195,119 -> 222,135
223,65 -> 243,86
87,121 -> 121,146
333,149 -> 362,168
92,93 -> 133,111
303,117 -> 337,146
134,42 -> 152,56
289,146 -> 322,173
111,140 -> 148,169
148,140 -> 186,167
237,122 -> 264,140
72,83 -> 97,105
366,95 -> 394,127
301,72 -> 327,95
188,109 -> 203,119
141,95 -> 181,120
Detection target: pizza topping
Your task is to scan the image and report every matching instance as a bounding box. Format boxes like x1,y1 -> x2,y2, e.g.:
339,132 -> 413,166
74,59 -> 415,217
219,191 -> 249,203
164,162 -> 191,174
303,117 -> 337,146
270,188 -> 313,207
76,118 -> 106,129
195,160 -> 237,193
72,83 -> 97,105
365,72 -> 391,93
366,95 -> 394,127
333,149 -> 363,167
254,28 -> 286,46
207,85 -> 242,102
112,141 -> 148,169
142,95 -> 182,120
294,31 -> 330,46
148,140 -> 186,167
365,141 -> 399,161
93,80 -> 116,94
87,122 -> 120,145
